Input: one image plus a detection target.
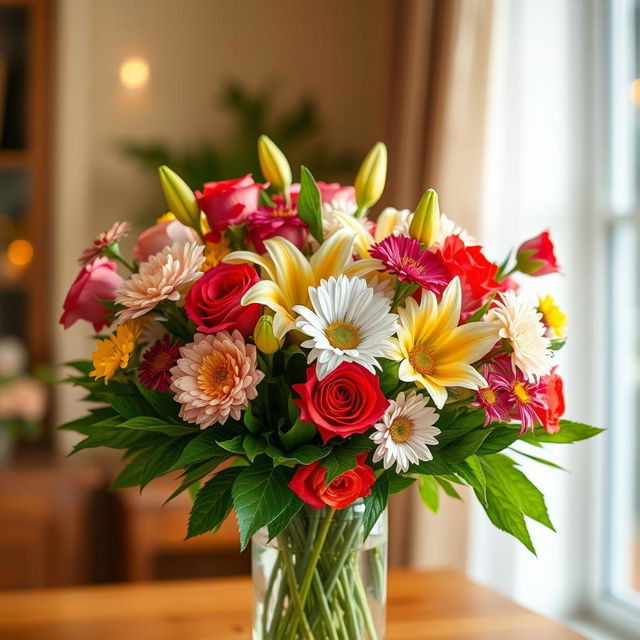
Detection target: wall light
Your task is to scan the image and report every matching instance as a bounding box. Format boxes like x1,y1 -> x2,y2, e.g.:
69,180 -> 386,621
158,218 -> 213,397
7,239 -> 34,268
119,57 -> 150,89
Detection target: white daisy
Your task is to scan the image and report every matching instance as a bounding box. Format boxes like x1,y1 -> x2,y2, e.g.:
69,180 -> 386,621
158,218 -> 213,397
293,275 -> 398,380
371,391 -> 440,473
116,241 -> 205,322
486,290 -> 552,381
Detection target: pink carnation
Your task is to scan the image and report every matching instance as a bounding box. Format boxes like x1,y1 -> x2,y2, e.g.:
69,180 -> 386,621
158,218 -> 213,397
246,206 -> 308,254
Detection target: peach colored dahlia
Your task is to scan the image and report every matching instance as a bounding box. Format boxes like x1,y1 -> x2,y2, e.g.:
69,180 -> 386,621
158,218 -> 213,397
115,242 -> 205,322
170,331 -> 264,427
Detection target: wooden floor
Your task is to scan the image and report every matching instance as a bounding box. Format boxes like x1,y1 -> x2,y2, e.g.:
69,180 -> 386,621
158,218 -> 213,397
0,569 -> 585,639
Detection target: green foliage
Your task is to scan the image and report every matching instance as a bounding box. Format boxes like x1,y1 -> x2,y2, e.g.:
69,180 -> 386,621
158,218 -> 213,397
418,476 -> 439,513
322,434 -> 372,485
362,473 -> 389,539
297,166 -> 323,244
522,420 -> 604,444
388,473 -> 416,494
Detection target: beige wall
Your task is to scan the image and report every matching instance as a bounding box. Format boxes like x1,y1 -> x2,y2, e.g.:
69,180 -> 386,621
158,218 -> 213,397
53,0 -> 392,433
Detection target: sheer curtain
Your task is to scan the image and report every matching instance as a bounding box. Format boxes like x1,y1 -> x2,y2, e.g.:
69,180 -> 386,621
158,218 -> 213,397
384,0 -> 494,567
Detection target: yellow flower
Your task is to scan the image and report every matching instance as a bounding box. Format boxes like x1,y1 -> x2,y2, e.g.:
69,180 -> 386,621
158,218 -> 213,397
156,212 -> 176,224
537,294 -> 567,338
386,278 -> 499,409
224,229 -> 379,339
202,238 -> 231,271
90,320 -> 144,384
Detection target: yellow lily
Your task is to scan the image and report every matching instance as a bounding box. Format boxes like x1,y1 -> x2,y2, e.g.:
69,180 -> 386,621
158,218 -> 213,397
224,229 -> 378,338
387,277 -> 499,408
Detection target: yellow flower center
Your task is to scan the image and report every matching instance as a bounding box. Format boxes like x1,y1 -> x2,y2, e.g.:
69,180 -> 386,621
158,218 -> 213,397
481,387 -> 496,405
409,343 -> 437,377
400,256 -> 424,272
198,352 -> 235,398
326,321 -> 361,350
272,207 -> 295,218
513,382 -> 530,404
390,416 -> 414,443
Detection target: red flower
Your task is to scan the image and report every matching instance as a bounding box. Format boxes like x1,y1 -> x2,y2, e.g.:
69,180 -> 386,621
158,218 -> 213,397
292,363 -> 388,443
59,258 -> 123,332
185,263 -> 261,337
246,206 -> 308,254
288,453 -> 375,509
196,174 -> 264,234
281,182 -> 355,208
535,367 -> 565,434
515,231 -> 560,276
139,335 -> 183,392
437,235 -> 501,317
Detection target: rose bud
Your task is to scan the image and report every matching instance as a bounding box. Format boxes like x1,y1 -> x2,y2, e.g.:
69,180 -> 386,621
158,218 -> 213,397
409,188 -> 440,248
184,262 -> 261,337
158,165 -> 200,229
355,142 -> 387,215
59,257 -> 123,332
288,453 -> 376,509
515,231 -> 560,276
253,315 -> 283,354
257,135 -> 291,193
134,215 -> 199,263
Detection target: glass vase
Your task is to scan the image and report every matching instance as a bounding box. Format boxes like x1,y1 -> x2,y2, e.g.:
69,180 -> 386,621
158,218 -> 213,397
252,501 -> 387,640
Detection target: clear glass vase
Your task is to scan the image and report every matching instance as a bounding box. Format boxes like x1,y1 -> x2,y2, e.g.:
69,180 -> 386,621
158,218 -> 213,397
252,501 -> 387,640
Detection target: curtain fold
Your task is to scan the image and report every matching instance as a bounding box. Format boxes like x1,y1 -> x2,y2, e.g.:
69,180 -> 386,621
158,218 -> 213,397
384,0 -> 495,568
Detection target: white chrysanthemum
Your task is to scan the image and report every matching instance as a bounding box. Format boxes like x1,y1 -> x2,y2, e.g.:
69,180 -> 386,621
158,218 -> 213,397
116,241 -> 205,322
486,290 -> 552,380
321,197 -> 359,241
435,213 -> 476,246
293,275 -> 398,379
371,391 -> 440,473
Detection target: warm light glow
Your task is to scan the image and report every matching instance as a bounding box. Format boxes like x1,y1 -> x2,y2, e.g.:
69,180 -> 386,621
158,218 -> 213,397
631,78 -> 640,106
119,57 -> 150,89
7,239 -> 34,267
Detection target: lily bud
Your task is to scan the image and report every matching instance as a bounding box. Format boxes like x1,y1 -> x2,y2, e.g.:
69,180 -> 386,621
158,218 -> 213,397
409,188 -> 440,247
158,165 -> 200,229
355,142 -> 387,210
257,135 -> 292,193
253,315 -> 283,354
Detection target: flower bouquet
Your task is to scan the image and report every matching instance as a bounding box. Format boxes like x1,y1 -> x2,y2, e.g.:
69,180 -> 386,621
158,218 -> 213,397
59,136 -> 602,640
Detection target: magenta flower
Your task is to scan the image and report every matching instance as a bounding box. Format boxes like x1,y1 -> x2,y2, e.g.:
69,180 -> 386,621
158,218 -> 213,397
369,235 -> 447,293
139,335 -> 183,392
246,206 -> 308,254
473,364 -> 512,426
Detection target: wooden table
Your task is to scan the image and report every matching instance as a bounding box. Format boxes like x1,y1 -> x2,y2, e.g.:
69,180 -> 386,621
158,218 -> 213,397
0,569 -> 584,639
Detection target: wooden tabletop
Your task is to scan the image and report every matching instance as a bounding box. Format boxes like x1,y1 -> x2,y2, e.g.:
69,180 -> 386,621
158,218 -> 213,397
0,569 -> 584,639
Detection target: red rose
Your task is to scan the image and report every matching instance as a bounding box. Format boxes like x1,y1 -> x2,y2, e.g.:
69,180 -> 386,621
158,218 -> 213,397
196,174 -> 264,233
534,367 -> 565,434
288,453 -> 375,509
184,263 -> 261,337
515,231 -> 560,276
59,257 -> 123,332
292,363 -> 388,443
437,235 -> 501,317
246,206 -> 308,254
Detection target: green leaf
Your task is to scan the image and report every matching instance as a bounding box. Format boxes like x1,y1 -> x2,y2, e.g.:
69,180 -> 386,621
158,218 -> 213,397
297,166 -> 323,244
388,473 -> 416,494
280,418 -> 317,452
175,428 -> 228,467
243,402 -> 263,435
104,393 -> 155,420
111,451 -> 152,489
118,416 -> 196,437
259,189 -> 276,208
71,427 -> 162,453
135,382 -> 180,421
452,455 -> 487,505
476,426 -> 521,455
435,476 -> 462,500
418,476 -> 439,512
511,449 -> 566,471
186,467 -> 243,539
322,434 -> 371,484
58,411 -> 115,435
243,435 -> 268,462
522,420 -> 604,444
267,493 -> 304,540
440,428 -> 492,463
64,360 -> 94,375
377,359 -> 401,396
232,458 -> 298,550
363,473 -> 389,539
549,338 -> 566,351
218,435 -> 246,454
409,457 -> 453,475
267,444 -> 330,466
164,458 -> 225,503
140,437 -> 190,489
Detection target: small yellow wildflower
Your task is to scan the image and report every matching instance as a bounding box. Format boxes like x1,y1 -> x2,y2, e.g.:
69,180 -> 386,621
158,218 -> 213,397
537,294 -> 567,338
202,238 -> 231,271
90,320 -> 144,383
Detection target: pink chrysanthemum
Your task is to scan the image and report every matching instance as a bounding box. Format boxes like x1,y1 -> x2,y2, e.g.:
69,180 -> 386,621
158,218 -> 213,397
79,221 -> 131,265
138,335 -> 183,392
490,356 -> 546,433
473,364 -> 512,426
369,235 -> 448,293
170,331 -> 264,427
115,242 -> 205,322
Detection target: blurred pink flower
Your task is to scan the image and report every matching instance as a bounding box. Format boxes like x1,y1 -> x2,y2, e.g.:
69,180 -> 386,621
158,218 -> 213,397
78,221 -> 131,266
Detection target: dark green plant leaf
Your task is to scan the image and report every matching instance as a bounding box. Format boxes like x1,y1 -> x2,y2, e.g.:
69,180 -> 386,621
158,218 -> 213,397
165,457 -> 227,504
363,473 -> 389,539
111,451 -> 152,489
118,416 -> 196,437
452,455 -> 487,504
476,426 -> 520,455
267,444 -> 330,466
244,435 -> 268,462
511,449 -> 566,471
522,420 -> 604,444
175,429 -> 228,467
266,492 -> 304,540
280,418 -> 317,452
297,166 -> 323,243
135,382 -> 181,421
243,402 -> 264,435
140,437 -> 190,489
322,434 -> 371,485
377,359 -> 401,396
440,428 -> 492,463
218,435 -> 246,454
388,473 -> 416,494
187,467 -> 243,539
409,457 -> 453,475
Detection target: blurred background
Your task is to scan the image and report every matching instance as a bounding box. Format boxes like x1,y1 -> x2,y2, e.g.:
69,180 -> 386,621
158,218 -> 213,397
0,0 -> 637,636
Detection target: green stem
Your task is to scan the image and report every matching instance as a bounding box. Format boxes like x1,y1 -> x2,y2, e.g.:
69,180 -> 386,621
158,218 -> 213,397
105,244 -> 135,272
261,554 -> 283,638
353,558 -> 378,640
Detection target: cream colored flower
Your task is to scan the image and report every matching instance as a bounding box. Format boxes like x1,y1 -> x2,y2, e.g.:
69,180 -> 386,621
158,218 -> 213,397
116,242 -> 205,322
170,331 -> 264,427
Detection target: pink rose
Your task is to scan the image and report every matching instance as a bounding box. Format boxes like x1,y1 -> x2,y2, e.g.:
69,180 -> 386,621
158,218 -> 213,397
59,258 -> 123,332
134,219 -> 198,263
283,182 -> 355,208
246,206 -> 308,254
515,231 -> 560,276
196,174 -> 264,234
